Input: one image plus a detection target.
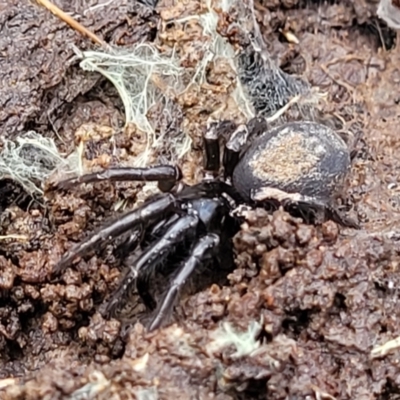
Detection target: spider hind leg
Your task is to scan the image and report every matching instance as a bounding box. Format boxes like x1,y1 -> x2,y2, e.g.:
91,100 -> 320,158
251,186 -> 359,228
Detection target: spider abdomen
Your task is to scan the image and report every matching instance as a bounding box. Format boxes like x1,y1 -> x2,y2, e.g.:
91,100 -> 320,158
232,121 -> 351,203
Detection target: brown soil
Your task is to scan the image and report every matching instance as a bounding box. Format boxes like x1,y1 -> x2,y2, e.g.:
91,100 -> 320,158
1,0 -> 400,399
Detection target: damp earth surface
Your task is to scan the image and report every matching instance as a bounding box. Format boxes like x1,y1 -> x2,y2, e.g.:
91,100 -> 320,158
1,0 -> 400,399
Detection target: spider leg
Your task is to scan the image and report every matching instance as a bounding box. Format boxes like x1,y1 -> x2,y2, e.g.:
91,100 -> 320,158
118,210 -> 183,259
337,128 -> 363,161
325,205 -> 360,229
251,187 -> 359,228
53,193 -> 178,275
223,116 -> 268,180
148,233 -> 220,331
114,228 -> 143,259
147,213 -> 181,239
53,165 -> 182,193
203,120 -> 242,178
223,124 -> 250,180
203,123 -> 221,177
204,118 -> 267,179
105,214 -> 199,314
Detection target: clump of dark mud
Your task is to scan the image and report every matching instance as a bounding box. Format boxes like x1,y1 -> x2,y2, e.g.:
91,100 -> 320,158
1,0 -> 400,399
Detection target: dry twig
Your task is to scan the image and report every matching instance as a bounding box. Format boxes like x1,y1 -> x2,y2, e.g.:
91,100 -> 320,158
35,0 -> 108,48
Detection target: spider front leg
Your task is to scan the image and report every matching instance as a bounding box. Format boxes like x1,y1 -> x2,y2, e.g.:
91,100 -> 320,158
54,165 -> 182,193
148,233 -> 220,331
53,193 -> 179,275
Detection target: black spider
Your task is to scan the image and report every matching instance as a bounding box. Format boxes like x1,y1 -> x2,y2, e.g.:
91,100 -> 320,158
51,117 -> 358,330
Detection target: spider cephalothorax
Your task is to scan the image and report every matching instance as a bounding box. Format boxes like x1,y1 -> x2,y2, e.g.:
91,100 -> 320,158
51,117 -> 358,330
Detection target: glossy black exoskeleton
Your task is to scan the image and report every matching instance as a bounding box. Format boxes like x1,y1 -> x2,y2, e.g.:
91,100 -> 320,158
51,117 -> 358,330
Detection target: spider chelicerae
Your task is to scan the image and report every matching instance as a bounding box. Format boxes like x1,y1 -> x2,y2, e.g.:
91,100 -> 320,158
52,117 -> 357,330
